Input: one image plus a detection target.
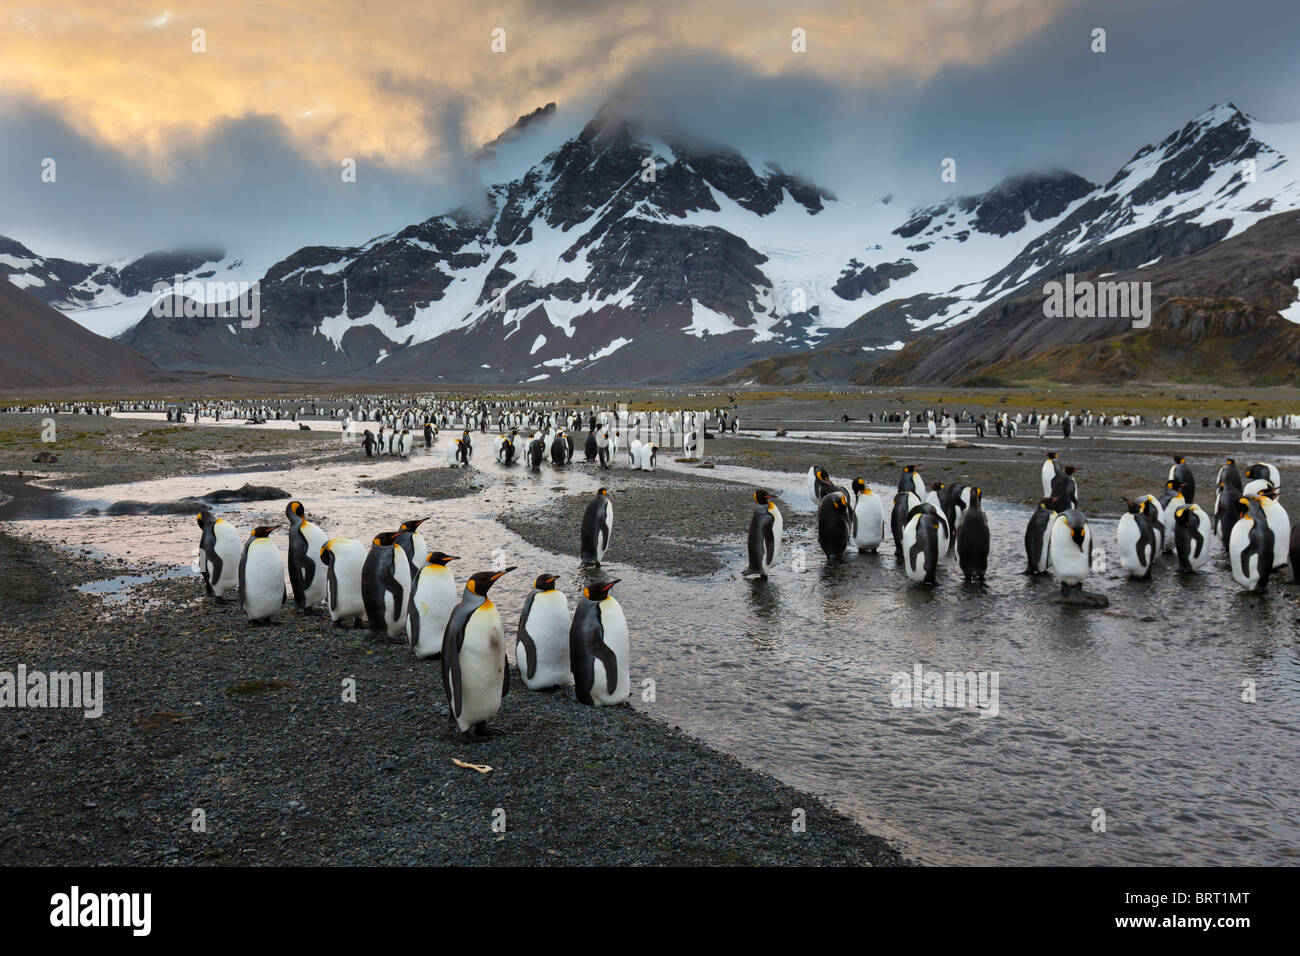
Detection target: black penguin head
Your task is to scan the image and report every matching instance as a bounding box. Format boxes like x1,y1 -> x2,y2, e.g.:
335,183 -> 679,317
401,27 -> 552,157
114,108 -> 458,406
1235,496 -> 1252,517
466,567 -> 515,596
1124,498 -> 1142,514
1063,466 -> 1080,476
970,487 -> 982,507
597,487 -> 610,498
533,573 -> 559,590
400,518 -> 426,532
196,511 -> 214,528
753,489 -> 775,504
583,579 -> 620,600
929,481 -> 945,491
372,532 -> 398,547
427,551 -> 458,567
1172,455 -> 1187,464
1174,506 -> 1192,525
1045,451 -> 1059,460
1165,479 -> 1183,493
851,478 -> 867,494
287,500 -> 306,521
251,526 -> 277,538
1224,458 -> 1235,466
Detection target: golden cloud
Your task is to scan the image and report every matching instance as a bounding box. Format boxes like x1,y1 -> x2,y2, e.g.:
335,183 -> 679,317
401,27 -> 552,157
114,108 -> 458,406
0,0 -> 1071,173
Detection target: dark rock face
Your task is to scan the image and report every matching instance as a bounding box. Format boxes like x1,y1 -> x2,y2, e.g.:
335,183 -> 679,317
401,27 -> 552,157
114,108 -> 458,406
833,259 -> 918,300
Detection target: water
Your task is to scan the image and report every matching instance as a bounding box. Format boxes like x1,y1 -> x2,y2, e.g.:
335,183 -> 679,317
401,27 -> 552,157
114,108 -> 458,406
5,442 -> 1298,865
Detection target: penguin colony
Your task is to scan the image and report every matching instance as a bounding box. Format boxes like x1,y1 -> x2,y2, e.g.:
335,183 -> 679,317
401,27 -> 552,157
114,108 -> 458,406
743,452 -> 1295,596
197,494 -> 631,738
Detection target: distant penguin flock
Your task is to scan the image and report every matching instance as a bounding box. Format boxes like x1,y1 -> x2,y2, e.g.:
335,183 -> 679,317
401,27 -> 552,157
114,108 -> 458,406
195,486 -> 631,738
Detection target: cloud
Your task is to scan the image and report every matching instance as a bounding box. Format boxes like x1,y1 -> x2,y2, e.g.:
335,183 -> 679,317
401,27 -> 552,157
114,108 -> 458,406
1,0 -> 1297,264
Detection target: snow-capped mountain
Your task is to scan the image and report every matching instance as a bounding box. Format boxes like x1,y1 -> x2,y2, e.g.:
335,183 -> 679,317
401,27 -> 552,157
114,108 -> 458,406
5,101 -> 1299,384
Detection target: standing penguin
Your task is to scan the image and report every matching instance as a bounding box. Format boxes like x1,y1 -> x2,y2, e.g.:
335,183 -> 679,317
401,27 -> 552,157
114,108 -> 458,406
361,531 -> 412,640
394,517 -> 429,579
1159,482 -> 1185,552
320,536 -> 366,627
891,490 -> 921,560
580,488 -> 614,565
1050,466 -> 1080,510
898,465 -> 925,498
637,441 -> 657,472
1041,452 -> 1062,498
1173,504 -> 1211,573
584,428 -> 598,463
516,573 -> 571,691
407,552 -> 459,659
527,436 -> 544,469
1024,498 -> 1060,575
1048,509 -> 1092,595
239,526 -> 285,624
850,479 -> 884,553
1215,459 -> 1243,495
901,504 -> 942,584
285,501 -> 328,612
955,487 -> 989,582
1229,497 -> 1274,592
570,579 -> 630,706
196,511 -> 241,600
362,429 -> 376,458
1117,499 -> 1156,579
1257,489 -> 1290,570
441,568 -> 515,736
816,491 -> 852,558
1169,455 -> 1195,503
743,489 -> 783,578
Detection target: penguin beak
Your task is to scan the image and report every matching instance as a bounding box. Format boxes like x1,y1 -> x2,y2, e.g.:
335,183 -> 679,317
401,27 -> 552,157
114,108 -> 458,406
491,567 -> 516,581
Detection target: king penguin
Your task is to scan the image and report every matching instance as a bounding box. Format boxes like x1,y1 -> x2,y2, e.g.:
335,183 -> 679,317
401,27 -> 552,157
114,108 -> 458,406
1117,499 -> 1156,579
407,551 -> 459,659
570,579 -> 630,706
1169,455 -> 1195,503
955,487 -> 989,582
743,489 -> 783,578
891,490 -> 921,560
1024,497 -> 1061,575
442,568 -> 515,736
1041,452 -> 1062,498
239,526 -> 286,624
362,531 -> 412,640
901,504 -> 942,584
516,573 -> 571,690
816,490 -> 852,558
1229,496 -> 1274,592
850,479 -> 884,552
580,488 -> 614,565
285,501 -> 328,612
320,536 -> 366,627
1173,503 -> 1211,573
1048,509 -> 1092,595
196,510 -> 241,600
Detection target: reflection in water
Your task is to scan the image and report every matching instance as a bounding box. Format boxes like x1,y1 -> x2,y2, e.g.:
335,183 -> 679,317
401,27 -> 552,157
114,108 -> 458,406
4,453 -> 1298,866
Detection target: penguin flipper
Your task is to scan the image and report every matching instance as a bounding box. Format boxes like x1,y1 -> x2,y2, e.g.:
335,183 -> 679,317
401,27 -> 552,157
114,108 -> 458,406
516,594 -> 539,681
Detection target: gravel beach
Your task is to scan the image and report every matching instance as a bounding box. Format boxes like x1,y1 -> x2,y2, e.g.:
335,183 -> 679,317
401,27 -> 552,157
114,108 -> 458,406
0,412 -> 908,866
0,531 -> 904,866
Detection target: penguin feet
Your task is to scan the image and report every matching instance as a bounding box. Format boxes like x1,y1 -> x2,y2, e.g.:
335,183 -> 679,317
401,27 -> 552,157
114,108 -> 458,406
473,722 -> 506,738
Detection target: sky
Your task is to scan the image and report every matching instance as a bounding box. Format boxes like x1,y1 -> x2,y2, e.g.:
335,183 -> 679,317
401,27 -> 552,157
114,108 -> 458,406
1,0 -> 1298,263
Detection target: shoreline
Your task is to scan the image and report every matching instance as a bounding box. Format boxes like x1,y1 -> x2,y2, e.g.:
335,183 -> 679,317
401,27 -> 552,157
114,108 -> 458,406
0,527 -> 908,866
